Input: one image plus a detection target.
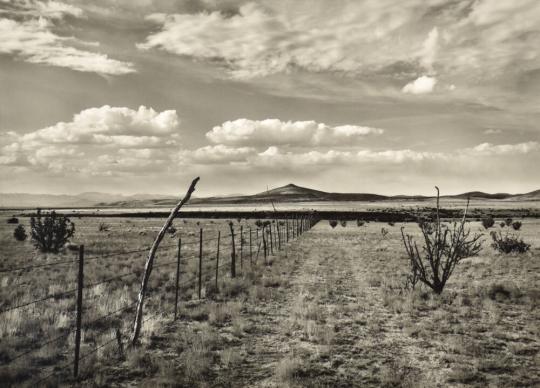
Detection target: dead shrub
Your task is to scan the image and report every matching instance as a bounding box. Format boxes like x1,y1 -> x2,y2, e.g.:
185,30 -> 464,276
490,231 -> 530,254
401,188 -> 482,294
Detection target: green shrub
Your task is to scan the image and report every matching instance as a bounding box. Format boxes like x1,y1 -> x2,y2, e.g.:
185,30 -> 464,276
30,209 -> 75,253
490,231 -> 530,254
13,225 -> 27,241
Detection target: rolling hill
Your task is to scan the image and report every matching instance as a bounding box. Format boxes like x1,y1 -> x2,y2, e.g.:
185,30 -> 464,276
1,184 -> 538,208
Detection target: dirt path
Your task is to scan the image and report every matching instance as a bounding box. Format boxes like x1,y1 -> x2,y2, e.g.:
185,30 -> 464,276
228,224 -> 417,387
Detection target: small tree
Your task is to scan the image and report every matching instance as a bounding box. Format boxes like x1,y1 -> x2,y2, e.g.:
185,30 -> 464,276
401,187 -> 483,294
30,209 -> 75,253
14,225 -> 27,241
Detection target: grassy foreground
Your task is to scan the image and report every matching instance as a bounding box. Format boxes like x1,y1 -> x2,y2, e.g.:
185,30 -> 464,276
1,216 -> 539,386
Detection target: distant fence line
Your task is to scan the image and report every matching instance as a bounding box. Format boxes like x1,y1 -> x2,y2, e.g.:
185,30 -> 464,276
0,215 -> 318,384
13,207 -> 540,221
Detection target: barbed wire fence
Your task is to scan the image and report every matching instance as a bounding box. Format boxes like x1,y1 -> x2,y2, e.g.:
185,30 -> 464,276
0,215 -> 318,384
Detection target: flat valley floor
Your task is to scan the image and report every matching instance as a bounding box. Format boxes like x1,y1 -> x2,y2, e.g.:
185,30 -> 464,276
91,220 -> 540,387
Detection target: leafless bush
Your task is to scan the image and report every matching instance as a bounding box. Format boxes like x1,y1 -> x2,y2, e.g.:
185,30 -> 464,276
490,231 -> 530,254
401,187 -> 483,294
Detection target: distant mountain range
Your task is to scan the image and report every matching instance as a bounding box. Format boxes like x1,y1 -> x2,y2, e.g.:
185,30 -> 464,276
1,184 -> 539,208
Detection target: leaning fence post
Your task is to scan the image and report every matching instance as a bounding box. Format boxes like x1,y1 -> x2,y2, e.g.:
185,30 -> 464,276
174,238 -> 182,320
215,231 -> 220,290
131,177 -> 199,345
229,222 -> 236,278
74,244 -> 84,378
198,228 -> 203,299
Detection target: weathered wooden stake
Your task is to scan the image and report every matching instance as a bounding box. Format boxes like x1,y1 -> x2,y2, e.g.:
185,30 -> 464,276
215,231 -> 220,290
174,238 -> 181,320
277,221 -> 281,250
262,226 -> 267,263
240,225 -> 243,271
131,177 -> 199,345
229,222 -> 236,278
249,228 -> 252,265
74,245 -> 84,378
269,224 -> 274,255
198,228 -> 203,299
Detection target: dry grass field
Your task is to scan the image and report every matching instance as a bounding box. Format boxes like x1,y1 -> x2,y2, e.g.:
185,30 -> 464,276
0,212 -> 539,387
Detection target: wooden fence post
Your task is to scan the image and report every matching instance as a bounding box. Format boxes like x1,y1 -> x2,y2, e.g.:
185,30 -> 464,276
240,225 -> 243,272
74,244 -> 84,378
174,238 -> 181,320
262,226 -> 267,263
198,228 -> 203,299
249,228 -> 252,266
229,222 -> 236,278
215,231 -> 220,290
269,223 -> 274,255
131,177 -> 199,345
277,221 -> 281,250
286,219 -> 289,242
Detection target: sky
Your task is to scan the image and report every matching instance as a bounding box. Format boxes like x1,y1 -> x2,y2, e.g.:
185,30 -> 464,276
0,0 -> 539,196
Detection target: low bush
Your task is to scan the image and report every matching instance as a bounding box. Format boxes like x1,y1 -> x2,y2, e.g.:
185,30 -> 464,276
7,217 -> 18,224
340,220 -> 347,227
505,218 -> 513,226
30,209 -> 75,253
13,225 -> 27,241
481,216 -> 495,229
511,221 -> 522,231
328,220 -> 338,228
357,220 -> 365,227
490,232 -> 530,254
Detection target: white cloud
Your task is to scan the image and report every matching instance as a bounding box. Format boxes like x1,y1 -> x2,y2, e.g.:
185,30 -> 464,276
470,141 -> 539,156
0,3 -> 135,75
206,119 -> 383,147
402,75 -> 437,94
1,106 -> 181,171
137,2 -> 422,79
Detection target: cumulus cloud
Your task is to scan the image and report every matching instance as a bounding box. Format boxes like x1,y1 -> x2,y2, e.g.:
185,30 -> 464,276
0,1 -> 135,75
402,75 -> 437,94
206,119 -> 384,147
1,106 -> 181,172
